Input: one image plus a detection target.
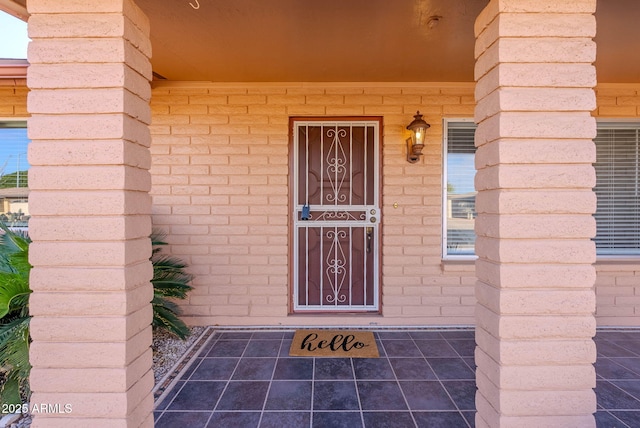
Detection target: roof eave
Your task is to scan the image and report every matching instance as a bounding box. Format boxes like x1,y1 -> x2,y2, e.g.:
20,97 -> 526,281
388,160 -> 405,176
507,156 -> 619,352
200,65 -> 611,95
0,0 -> 28,21
0,59 -> 28,79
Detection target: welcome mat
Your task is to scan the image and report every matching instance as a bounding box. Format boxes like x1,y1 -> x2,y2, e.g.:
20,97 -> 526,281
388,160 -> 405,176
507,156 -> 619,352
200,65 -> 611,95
289,330 -> 379,358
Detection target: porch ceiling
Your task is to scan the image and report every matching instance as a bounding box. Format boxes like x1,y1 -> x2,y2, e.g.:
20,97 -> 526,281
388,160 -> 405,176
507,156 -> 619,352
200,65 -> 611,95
135,0 -> 487,82
134,0 -> 640,83
1,0 -> 639,83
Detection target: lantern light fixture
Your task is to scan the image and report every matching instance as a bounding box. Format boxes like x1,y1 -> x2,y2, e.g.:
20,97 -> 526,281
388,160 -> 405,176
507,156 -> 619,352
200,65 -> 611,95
406,111 -> 430,163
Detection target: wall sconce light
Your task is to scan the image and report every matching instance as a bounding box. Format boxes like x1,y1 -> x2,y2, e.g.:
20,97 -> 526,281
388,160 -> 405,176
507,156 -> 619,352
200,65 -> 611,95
406,111 -> 430,163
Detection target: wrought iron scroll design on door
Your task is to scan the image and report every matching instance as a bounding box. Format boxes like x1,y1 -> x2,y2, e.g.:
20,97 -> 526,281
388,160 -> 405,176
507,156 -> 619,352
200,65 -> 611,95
293,120 -> 380,312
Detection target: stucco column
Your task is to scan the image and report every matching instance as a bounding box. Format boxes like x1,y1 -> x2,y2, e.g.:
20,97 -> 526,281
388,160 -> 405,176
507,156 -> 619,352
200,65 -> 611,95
26,0 -> 154,427
474,1 -> 597,427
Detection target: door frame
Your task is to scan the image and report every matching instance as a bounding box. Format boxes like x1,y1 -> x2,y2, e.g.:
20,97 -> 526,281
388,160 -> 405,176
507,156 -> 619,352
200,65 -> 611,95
288,116 -> 383,314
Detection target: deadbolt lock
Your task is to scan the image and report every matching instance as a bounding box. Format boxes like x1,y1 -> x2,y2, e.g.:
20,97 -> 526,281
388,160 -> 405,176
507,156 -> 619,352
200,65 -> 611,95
370,209 -> 376,215
370,217 -> 377,223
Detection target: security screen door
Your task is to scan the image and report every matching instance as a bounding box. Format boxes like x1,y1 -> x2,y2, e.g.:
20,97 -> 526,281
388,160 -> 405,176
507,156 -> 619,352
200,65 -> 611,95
291,118 -> 381,313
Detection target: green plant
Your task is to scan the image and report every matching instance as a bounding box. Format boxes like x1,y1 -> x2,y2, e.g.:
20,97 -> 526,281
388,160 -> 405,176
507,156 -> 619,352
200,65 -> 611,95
0,226 -> 193,406
150,229 -> 194,340
0,223 -> 31,406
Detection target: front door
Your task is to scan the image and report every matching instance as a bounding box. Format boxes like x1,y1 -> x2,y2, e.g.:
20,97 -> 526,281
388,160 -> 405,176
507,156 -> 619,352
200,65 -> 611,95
291,118 -> 381,313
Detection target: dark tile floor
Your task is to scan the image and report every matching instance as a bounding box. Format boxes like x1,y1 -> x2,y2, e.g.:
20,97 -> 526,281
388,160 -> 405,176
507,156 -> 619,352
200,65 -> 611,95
154,329 -> 640,428
595,330 -> 640,427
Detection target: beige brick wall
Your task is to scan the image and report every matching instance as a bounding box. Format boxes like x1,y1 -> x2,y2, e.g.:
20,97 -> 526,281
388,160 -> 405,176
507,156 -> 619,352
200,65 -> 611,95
3,81 -> 639,326
147,81 -> 640,327
149,82 -> 477,326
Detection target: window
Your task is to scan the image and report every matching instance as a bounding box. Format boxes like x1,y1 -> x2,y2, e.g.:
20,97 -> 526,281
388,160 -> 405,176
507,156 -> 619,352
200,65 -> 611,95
443,119 -> 477,258
594,122 -> 640,256
442,120 -> 640,258
0,120 -> 30,229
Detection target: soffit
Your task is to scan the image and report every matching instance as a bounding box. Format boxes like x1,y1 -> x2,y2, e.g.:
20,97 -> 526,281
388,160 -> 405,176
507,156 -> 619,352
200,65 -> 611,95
136,0 -> 489,82
134,0 -> 640,83
594,0 -> 640,83
1,0 -> 639,83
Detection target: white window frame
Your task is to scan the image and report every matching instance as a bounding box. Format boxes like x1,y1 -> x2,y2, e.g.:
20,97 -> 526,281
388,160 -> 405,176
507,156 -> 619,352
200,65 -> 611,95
441,118 -> 640,261
442,117 -> 477,261
594,119 -> 640,261
0,118 -> 30,231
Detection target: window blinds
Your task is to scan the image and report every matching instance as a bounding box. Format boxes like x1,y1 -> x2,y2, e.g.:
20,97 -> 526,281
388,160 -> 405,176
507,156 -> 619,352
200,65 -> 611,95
445,121 -> 477,256
442,121 -> 640,258
594,124 -> 640,255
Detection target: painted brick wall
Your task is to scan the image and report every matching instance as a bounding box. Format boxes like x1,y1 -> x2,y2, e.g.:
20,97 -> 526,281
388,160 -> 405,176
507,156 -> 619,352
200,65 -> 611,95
149,82 -> 477,326
0,79 -> 28,116
147,82 -> 640,327
4,81 -> 640,326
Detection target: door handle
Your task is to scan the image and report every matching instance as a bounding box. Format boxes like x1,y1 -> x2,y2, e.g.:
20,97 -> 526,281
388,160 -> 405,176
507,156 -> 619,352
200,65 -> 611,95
366,227 -> 373,253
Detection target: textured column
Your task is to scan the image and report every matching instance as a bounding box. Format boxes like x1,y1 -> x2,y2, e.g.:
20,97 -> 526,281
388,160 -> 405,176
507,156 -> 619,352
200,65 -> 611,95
473,1 -> 598,427
26,0 -> 154,427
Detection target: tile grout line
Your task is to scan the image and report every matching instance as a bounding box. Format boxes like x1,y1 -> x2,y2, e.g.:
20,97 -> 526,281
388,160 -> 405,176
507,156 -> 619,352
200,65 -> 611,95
203,332 -> 251,427
153,327 -> 216,406
154,329 -> 220,424
594,332 -> 640,427
598,409 -> 632,428
382,334 -> 419,428
599,378 -> 640,408
441,333 -> 474,428
256,333 -> 284,426
350,354 -> 365,427
600,356 -> 640,379
310,356 -> 315,428
410,332 -> 472,427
